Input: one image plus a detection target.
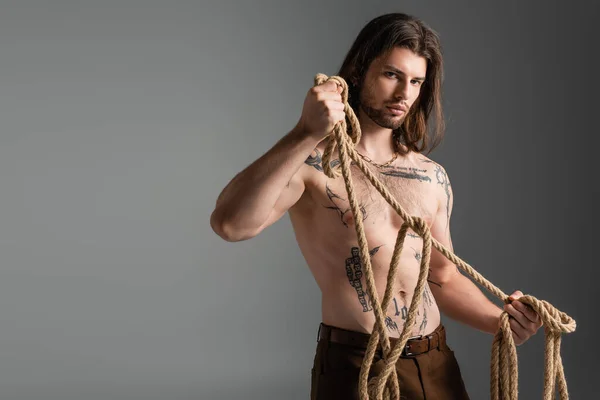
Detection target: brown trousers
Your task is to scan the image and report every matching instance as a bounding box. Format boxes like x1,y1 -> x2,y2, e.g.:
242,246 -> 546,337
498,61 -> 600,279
310,323 -> 470,400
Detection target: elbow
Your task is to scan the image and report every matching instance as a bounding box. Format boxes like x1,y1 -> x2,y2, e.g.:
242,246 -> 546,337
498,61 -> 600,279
428,264 -> 461,287
210,209 -> 259,242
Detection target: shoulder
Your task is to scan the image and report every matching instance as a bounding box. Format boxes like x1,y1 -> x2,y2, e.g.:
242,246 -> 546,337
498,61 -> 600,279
412,153 -> 453,201
413,153 -> 449,183
415,154 -> 454,215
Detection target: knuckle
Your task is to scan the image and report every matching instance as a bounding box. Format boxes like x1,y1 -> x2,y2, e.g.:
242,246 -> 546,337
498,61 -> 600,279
529,322 -> 537,331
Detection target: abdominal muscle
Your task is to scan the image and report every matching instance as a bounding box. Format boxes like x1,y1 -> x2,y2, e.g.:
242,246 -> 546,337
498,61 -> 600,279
290,207 -> 441,339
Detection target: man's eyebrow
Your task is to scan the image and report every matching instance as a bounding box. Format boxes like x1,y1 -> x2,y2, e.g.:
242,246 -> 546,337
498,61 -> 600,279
383,64 -> 426,81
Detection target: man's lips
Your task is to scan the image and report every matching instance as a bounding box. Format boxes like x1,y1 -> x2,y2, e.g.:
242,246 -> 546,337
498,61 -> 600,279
387,104 -> 408,112
387,105 -> 407,115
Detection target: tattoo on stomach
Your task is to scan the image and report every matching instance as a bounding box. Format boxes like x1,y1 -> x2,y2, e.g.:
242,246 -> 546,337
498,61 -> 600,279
345,245 -> 382,312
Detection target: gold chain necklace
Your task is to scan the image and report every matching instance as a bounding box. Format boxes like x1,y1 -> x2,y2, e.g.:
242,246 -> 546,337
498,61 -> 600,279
355,150 -> 398,168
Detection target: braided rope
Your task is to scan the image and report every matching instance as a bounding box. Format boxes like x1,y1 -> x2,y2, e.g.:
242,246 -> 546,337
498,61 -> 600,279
312,73 -> 576,400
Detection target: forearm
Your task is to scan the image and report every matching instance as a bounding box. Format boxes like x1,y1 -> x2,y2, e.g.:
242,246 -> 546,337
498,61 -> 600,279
212,125 -> 320,236
429,269 -> 503,335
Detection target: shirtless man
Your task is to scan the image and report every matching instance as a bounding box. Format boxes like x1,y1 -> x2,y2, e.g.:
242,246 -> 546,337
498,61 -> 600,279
210,12 -> 542,400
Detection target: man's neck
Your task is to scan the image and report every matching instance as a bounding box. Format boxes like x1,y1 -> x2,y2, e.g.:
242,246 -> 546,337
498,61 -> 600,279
355,108 -> 397,162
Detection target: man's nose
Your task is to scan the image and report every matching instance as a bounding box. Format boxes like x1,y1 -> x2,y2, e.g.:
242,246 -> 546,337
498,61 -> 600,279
394,82 -> 410,100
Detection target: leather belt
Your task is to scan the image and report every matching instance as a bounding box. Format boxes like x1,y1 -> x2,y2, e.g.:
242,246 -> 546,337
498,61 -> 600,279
317,323 -> 446,357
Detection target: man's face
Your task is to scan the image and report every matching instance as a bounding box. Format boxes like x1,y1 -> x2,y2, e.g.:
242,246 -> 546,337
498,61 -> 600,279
358,47 -> 428,130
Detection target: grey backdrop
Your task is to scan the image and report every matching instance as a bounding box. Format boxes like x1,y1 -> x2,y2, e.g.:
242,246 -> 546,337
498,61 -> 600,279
0,0 -> 597,399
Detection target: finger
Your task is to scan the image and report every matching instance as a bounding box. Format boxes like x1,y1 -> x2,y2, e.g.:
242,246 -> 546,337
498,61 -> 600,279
504,303 -> 533,331
323,100 -> 345,112
318,91 -> 343,102
314,80 -> 341,93
509,318 -> 524,344
508,290 -> 523,301
512,301 -> 541,325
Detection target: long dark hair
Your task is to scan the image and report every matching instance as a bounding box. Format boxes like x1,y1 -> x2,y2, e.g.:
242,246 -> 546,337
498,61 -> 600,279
337,13 -> 445,156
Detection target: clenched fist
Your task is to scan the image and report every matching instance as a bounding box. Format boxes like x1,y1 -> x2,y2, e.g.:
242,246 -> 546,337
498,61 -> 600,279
296,80 -> 347,142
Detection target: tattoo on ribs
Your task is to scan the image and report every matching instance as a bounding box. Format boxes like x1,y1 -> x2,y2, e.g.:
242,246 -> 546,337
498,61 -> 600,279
345,245 -> 383,312
324,183 -> 366,227
423,285 -> 434,307
419,307 -> 428,333
410,247 -> 422,262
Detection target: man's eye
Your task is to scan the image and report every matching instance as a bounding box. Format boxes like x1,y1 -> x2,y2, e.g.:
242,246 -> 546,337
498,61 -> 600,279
385,72 -> 397,78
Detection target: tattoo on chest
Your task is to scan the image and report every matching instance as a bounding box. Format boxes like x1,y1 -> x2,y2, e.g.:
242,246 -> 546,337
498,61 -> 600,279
379,165 -> 431,182
324,183 -> 367,227
304,149 -> 343,172
345,245 -> 382,312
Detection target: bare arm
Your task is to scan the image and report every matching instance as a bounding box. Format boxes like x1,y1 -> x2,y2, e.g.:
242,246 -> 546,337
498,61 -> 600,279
210,124 -> 320,242
427,164 -> 503,334
210,80 -> 346,242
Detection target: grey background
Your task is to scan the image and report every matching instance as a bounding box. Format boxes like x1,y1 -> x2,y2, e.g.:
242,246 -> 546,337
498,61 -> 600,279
0,0 -> 597,399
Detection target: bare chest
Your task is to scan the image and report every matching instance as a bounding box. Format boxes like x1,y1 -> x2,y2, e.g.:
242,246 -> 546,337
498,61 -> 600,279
305,160 -> 440,232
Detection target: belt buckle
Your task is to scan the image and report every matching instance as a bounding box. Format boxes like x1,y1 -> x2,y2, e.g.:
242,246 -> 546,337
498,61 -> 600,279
405,333 -> 434,356
404,333 -> 422,356
425,333 -> 434,350
404,343 -> 415,356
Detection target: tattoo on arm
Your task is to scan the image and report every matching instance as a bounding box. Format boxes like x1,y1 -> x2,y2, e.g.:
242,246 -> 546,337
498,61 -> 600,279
345,245 -> 383,312
305,149 -> 324,172
430,162 -> 452,232
422,158 -> 454,250
304,149 -> 342,173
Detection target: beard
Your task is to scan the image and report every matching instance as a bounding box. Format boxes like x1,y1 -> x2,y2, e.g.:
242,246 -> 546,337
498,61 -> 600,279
358,88 -> 406,130
359,102 -> 406,130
